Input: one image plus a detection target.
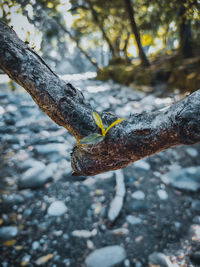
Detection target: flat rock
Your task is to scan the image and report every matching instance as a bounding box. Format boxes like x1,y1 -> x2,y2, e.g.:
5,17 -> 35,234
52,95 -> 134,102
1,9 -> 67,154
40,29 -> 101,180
128,200 -> 151,213
148,252 -> 173,267
157,189 -> 168,200
72,229 -> 97,238
0,226 -> 18,241
18,158 -> 45,171
34,143 -> 67,155
85,245 -> 126,267
191,200 -> 200,212
190,251 -> 200,265
18,163 -> 56,189
108,196 -> 123,222
161,166 -> 200,192
134,160 -> 150,171
186,148 -> 198,157
47,201 -> 67,216
131,190 -> 145,200
189,224 -> 200,242
126,215 -> 142,225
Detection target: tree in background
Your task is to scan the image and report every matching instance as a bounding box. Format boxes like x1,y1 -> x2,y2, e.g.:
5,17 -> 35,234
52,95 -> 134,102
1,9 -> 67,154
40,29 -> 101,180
0,0 -> 199,69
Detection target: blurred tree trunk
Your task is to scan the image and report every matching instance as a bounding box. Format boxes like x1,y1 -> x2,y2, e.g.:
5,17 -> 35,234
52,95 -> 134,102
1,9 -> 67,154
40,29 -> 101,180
178,4 -> 193,58
124,0 -> 150,67
56,20 -> 99,70
122,32 -> 130,61
1,22 -> 200,176
86,0 -> 116,57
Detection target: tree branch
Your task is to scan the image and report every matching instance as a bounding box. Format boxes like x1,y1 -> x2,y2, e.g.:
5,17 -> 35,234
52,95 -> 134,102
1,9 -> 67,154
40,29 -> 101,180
0,22 -> 200,176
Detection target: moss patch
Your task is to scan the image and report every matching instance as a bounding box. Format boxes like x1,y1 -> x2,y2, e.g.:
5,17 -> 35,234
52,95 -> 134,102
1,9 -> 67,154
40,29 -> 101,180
97,54 -> 200,93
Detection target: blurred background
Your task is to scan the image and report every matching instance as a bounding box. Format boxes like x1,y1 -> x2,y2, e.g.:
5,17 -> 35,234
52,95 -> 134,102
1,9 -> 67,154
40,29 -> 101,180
0,0 -> 200,92
1,0 -> 200,266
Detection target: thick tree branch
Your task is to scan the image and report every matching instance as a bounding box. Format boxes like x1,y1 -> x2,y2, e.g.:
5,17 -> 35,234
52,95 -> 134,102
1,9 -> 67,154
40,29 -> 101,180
0,22 -> 200,176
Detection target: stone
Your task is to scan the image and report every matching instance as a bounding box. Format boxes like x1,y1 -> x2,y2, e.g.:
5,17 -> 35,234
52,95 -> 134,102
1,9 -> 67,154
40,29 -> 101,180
131,190 -> 145,200
34,143 -> 67,155
190,251 -> 200,265
2,194 -> 24,204
72,229 -> 97,238
157,189 -> 168,200
18,163 -> 56,189
0,226 -> 18,241
47,201 -> 67,216
186,148 -> 198,157
18,158 -> 45,171
128,201 -> 151,212
85,245 -> 126,267
148,252 -> 173,267
108,196 -> 123,222
108,170 -> 125,222
32,241 -> 40,250
191,200 -> 200,212
189,224 -> 200,242
161,166 -> 200,192
134,160 -> 150,171
126,215 -> 142,225
193,216 -> 200,224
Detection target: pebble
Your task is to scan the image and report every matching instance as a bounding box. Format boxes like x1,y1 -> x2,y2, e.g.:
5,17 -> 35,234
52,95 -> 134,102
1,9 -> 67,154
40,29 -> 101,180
108,170 -> 125,222
157,189 -> 168,200
2,194 -> 24,204
18,158 -> 45,171
186,147 -> 198,157
191,200 -> 200,212
34,143 -> 66,155
18,163 -> 56,189
189,224 -> 200,242
161,166 -> 200,192
128,201 -> 151,212
193,216 -> 200,224
148,252 -> 173,267
0,226 -> 18,241
108,196 -> 123,222
32,241 -> 40,250
72,229 -> 97,238
85,245 -> 126,267
47,201 -> 67,216
134,160 -> 151,171
131,190 -> 145,200
190,251 -> 200,265
126,215 -> 142,225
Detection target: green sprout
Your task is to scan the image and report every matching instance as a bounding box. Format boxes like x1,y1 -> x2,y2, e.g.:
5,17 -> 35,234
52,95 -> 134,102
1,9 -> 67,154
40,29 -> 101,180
80,112 -> 125,145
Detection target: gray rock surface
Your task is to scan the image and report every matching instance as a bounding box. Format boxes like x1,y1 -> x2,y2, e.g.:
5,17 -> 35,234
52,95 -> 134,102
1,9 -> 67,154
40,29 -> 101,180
161,167 -> 200,192
85,245 -> 126,267
126,215 -> 142,225
148,252 -> 173,267
18,163 -> 56,189
131,190 -> 145,200
134,160 -> 151,171
0,226 -> 18,241
47,201 -> 67,216
157,189 -> 168,200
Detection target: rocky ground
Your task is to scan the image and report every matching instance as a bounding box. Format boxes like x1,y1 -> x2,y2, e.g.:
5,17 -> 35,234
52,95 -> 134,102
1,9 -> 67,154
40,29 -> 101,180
0,73 -> 200,267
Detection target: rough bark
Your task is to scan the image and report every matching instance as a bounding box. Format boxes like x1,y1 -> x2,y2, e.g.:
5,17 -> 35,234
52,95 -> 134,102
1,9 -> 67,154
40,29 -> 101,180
124,0 -> 150,67
0,22 -> 200,176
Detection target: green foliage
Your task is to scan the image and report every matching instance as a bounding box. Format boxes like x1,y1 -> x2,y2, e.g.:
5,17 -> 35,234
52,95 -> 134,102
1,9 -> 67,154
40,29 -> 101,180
80,112 -> 125,145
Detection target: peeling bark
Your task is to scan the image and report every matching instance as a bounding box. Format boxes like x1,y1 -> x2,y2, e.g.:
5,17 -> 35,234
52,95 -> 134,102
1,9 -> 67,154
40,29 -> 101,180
0,22 -> 200,176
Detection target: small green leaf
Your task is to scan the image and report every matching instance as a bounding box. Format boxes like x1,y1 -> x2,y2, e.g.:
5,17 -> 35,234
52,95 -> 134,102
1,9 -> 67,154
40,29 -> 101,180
80,133 -> 104,145
92,112 -> 106,136
104,118 -> 125,135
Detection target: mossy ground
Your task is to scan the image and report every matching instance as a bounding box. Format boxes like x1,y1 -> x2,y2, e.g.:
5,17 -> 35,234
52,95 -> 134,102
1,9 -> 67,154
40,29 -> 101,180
97,53 -> 200,93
